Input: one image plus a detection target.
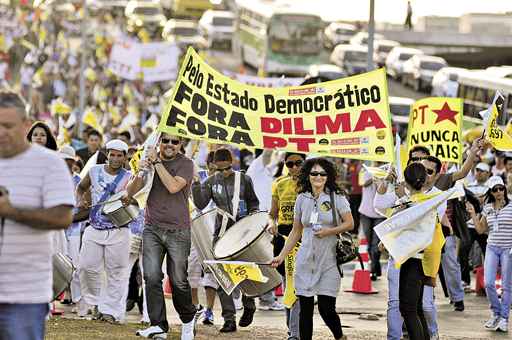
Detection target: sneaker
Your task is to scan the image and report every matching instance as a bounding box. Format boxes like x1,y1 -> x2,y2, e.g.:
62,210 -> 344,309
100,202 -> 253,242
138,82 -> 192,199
370,273 -> 378,281
100,313 -> 118,324
238,308 -> 255,327
181,319 -> 195,340
454,300 -> 465,312
484,315 -> 501,330
91,306 -> 102,320
430,333 -> 440,340
234,295 -> 243,310
202,309 -> 214,325
136,325 -> 167,338
220,320 -> 237,332
269,301 -> 285,311
195,305 -> 205,321
497,318 -> 509,332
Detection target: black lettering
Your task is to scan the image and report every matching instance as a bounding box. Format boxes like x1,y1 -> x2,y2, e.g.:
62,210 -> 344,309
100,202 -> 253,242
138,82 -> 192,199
249,98 -> 258,111
452,131 -> 460,143
208,125 -> 228,141
344,84 -> 354,106
206,74 -> 215,97
208,102 -> 227,124
229,111 -> 250,130
187,116 -> 206,135
183,55 -> 193,77
231,131 -> 254,146
303,98 -> 313,112
287,98 -> 303,114
264,95 -> 275,113
432,130 -> 441,141
370,85 -> 381,102
174,81 -> 192,104
191,93 -> 207,116
166,105 -> 186,126
214,84 -> 222,100
360,88 -> 371,105
314,96 -> 324,112
231,91 -> 240,107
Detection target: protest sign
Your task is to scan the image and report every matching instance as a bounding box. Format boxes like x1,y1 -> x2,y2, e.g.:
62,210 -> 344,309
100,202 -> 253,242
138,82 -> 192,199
109,39 -> 180,82
406,97 -> 463,163
482,91 -> 512,151
204,260 -> 268,287
158,48 -> 394,162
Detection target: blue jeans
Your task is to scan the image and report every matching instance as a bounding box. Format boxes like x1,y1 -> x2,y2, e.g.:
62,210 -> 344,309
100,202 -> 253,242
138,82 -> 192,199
0,303 -> 49,340
441,236 -> 465,303
484,244 -> 512,320
143,224 -> 196,332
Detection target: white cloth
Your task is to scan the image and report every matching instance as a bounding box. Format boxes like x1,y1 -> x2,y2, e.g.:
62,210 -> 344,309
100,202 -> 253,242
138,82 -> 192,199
79,227 -> 130,321
246,154 -> 277,212
67,235 -> 82,302
358,171 -> 381,218
0,145 -> 75,304
121,250 -> 149,322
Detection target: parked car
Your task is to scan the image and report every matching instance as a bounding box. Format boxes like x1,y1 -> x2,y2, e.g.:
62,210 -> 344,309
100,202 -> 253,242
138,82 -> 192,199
323,22 -> 357,49
385,46 -> 424,80
162,19 -> 205,50
374,39 -> 400,68
330,44 -> 368,75
389,96 -> 414,139
198,10 -> 235,50
402,55 -> 447,92
306,64 -> 346,82
485,66 -> 512,79
87,0 -> 129,12
431,67 -> 467,97
349,31 -> 385,46
125,1 -> 166,34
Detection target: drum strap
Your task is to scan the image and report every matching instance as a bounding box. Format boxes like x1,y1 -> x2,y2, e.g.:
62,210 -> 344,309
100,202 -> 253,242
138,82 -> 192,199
219,171 -> 241,238
91,169 -> 127,220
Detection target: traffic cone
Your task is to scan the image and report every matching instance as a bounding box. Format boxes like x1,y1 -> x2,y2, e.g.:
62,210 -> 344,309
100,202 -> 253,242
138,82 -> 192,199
345,234 -> 378,294
474,265 -> 502,297
358,237 -> 369,263
274,284 -> 283,297
50,301 -> 64,316
164,277 -> 172,298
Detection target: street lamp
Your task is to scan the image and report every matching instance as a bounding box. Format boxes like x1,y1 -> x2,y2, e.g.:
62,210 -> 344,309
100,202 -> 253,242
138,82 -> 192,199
367,0 -> 375,71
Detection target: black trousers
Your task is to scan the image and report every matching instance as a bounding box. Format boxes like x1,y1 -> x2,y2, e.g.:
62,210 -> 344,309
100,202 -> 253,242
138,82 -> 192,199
458,228 -> 487,285
298,295 -> 343,340
399,258 -> 429,340
272,224 -> 293,276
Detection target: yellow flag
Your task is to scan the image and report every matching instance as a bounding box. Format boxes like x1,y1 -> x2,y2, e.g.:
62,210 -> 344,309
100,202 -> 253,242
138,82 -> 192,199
82,109 -> 102,133
283,239 -> 300,308
51,98 -> 71,116
129,148 -> 143,174
220,262 -> 268,286
484,92 -> 512,151
0,34 -> 5,52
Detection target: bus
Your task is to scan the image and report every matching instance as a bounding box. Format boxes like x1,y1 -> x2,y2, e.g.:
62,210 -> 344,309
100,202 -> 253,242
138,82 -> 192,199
457,71 -> 512,125
233,0 -> 328,76
171,0 -> 214,19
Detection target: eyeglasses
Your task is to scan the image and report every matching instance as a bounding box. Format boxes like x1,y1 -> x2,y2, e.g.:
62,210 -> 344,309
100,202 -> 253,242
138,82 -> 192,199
410,157 -> 426,163
216,165 -> 232,172
425,168 -> 436,176
492,186 -> 505,193
161,138 -> 180,145
309,171 -> 328,177
285,160 -> 303,168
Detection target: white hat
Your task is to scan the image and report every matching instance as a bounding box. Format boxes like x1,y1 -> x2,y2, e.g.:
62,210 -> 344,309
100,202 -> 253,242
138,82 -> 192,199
59,145 -> 76,160
486,176 -> 505,189
475,162 -> 490,172
106,139 -> 129,153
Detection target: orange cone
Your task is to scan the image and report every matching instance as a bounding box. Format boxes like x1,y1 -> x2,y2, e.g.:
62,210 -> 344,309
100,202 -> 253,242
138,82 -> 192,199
164,277 -> 172,298
51,301 -> 64,316
345,269 -> 378,294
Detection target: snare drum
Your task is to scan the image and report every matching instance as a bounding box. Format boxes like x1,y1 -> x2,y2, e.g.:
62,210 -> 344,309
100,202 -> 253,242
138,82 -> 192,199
213,212 -> 282,297
102,191 -> 139,227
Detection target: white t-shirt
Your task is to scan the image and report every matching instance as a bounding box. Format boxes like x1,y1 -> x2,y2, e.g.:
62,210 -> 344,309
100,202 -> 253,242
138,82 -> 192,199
358,171 -> 381,218
0,145 -> 75,304
246,154 -> 277,212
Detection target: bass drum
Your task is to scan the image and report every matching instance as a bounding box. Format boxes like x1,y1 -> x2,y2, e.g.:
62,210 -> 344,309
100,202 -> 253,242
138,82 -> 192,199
52,253 -> 74,301
213,212 -> 281,297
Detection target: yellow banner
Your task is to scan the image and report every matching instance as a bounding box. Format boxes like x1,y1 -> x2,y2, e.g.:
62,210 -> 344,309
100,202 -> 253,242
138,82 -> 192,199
484,92 -> 512,151
221,262 -> 268,286
158,48 -> 394,162
406,97 -> 463,163
129,148 -> 143,174
283,240 -> 300,308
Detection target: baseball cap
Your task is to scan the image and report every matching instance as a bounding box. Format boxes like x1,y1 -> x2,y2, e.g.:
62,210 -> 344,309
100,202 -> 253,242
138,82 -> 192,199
486,176 -> 505,189
475,162 -> 490,172
59,145 -> 76,160
106,139 -> 129,153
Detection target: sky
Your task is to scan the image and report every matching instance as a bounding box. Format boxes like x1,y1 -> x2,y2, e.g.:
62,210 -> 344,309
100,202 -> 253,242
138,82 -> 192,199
295,0 -> 512,23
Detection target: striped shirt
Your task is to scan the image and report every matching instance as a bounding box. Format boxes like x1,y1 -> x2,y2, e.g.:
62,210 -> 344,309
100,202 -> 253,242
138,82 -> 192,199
0,145 -> 75,304
482,202 -> 512,248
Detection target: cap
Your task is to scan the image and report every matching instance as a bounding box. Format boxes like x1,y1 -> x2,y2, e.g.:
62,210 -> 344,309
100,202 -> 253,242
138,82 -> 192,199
106,139 -> 129,153
59,145 -> 76,160
486,176 -> 505,189
475,162 -> 490,172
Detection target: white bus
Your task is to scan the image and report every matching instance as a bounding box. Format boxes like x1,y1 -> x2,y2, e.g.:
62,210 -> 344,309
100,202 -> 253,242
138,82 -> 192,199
233,0 -> 328,76
457,71 -> 512,125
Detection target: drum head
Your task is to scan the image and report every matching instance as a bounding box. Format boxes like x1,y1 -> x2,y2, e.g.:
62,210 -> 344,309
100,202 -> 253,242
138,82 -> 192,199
214,212 -> 268,259
103,199 -> 123,214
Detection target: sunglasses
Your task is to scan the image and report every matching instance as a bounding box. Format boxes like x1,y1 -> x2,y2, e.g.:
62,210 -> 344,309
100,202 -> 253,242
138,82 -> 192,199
410,157 -> 426,163
309,171 -> 328,177
285,160 -> 303,168
161,138 -> 180,145
216,165 -> 232,172
425,168 -> 436,176
492,186 -> 505,193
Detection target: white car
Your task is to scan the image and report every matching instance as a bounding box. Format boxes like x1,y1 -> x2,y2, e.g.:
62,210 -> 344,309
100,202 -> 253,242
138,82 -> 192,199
431,67 -> 467,97
402,55 -> 447,92
349,31 -> 385,46
485,66 -> 512,79
330,44 -> 368,75
162,19 -> 205,50
87,0 -> 129,11
385,46 -> 424,80
374,39 -> 400,68
389,96 -> 415,138
323,23 -> 357,49
125,1 -> 166,33
198,10 -> 235,50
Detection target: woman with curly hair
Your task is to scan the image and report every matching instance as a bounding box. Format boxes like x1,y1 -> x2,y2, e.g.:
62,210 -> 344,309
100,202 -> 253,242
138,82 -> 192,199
27,121 -> 57,151
272,157 -> 354,340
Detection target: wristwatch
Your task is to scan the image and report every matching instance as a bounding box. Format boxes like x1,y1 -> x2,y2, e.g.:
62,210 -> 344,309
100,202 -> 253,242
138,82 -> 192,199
152,159 -> 162,165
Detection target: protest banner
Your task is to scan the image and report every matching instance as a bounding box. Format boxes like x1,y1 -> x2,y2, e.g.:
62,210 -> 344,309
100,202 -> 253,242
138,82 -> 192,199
158,48 -> 394,162
224,71 -> 304,88
109,39 -> 180,82
204,260 -> 268,287
406,97 -> 463,163
481,91 -> 512,151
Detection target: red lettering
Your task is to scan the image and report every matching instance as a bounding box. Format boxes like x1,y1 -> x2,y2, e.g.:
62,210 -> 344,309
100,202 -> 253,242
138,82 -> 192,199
411,104 -> 428,128
260,117 -> 281,134
262,135 -> 287,148
294,118 -> 314,135
316,112 -> 351,134
289,138 -> 316,152
353,109 -> 386,132
283,118 -> 293,135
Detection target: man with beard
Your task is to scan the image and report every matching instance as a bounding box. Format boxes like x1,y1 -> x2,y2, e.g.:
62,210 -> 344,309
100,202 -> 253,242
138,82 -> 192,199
76,139 -> 132,323
126,133 -> 196,340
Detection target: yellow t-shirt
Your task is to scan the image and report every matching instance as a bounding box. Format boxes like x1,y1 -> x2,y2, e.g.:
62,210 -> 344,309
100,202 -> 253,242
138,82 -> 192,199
272,175 -> 298,226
